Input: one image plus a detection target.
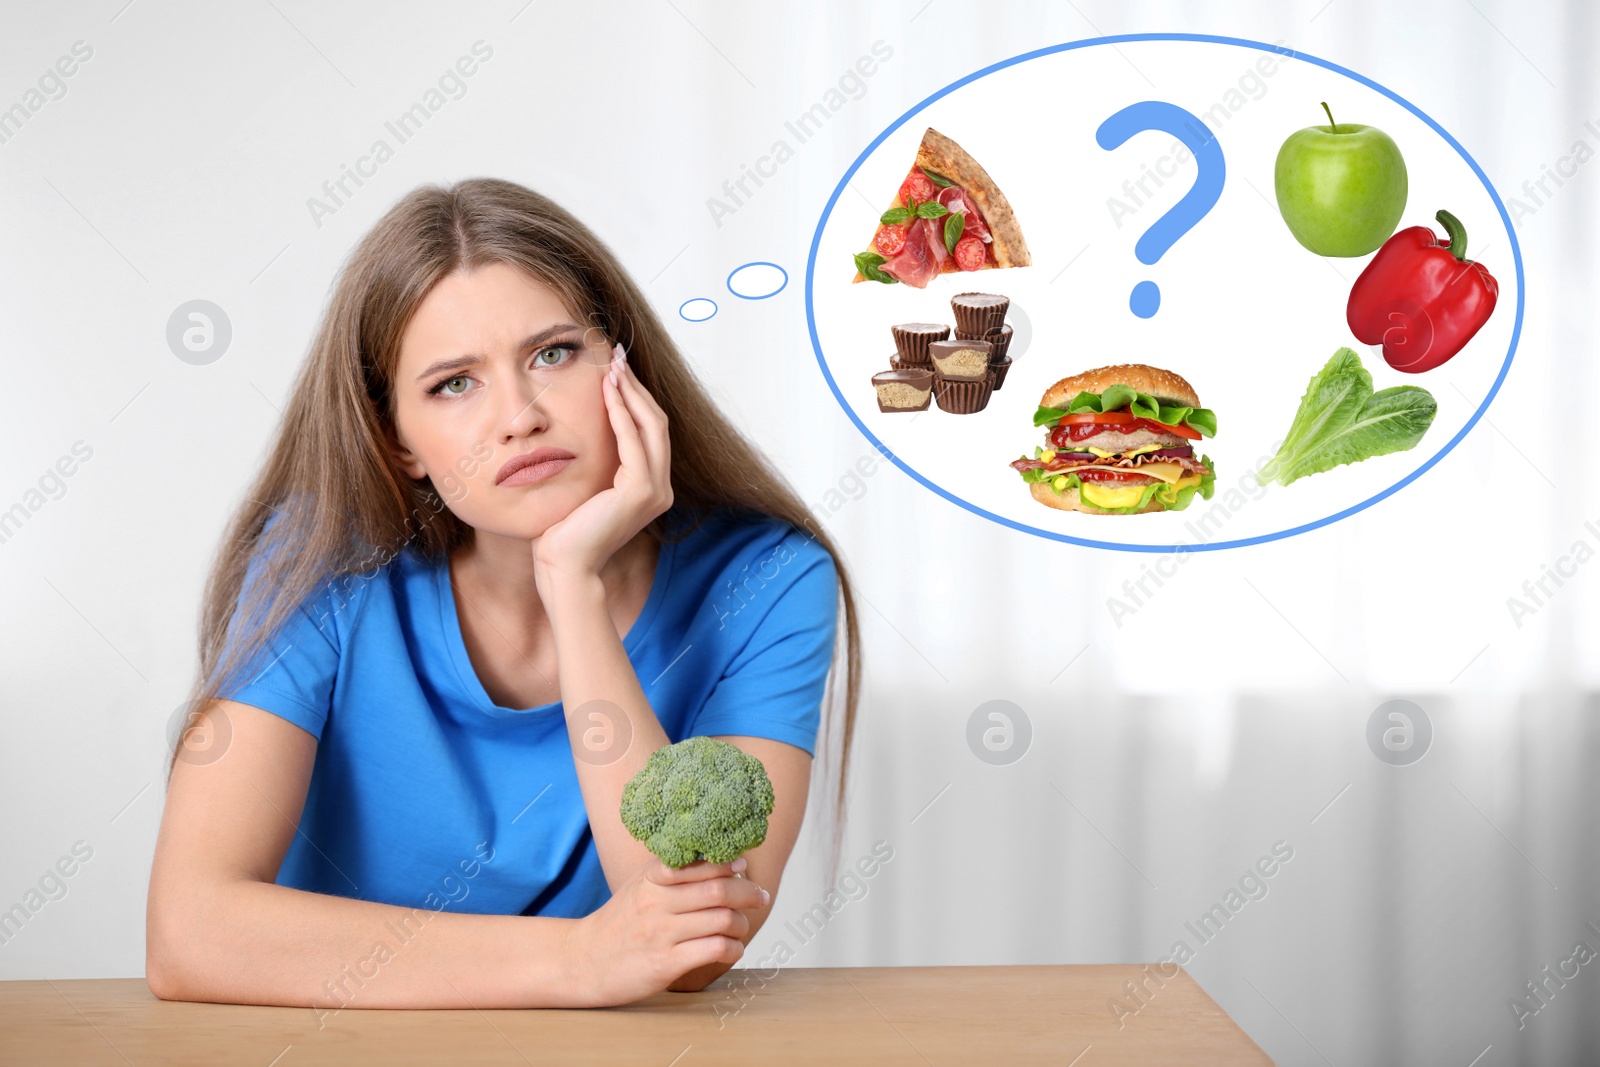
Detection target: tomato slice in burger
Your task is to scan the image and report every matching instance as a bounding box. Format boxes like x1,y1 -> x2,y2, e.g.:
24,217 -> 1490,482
874,223 -> 908,257
1150,419 -> 1202,440
1054,410 -> 1202,439
1075,468 -> 1156,483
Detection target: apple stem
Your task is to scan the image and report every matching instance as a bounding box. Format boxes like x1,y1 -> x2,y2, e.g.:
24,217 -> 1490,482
1320,101 -> 1337,132
1436,210 -> 1469,260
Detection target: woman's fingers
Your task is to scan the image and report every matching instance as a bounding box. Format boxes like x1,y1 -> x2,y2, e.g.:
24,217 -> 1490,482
672,905 -> 752,943
648,864 -> 767,917
603,367 -> 649,478
675,933 -> 747,971
649,856 -> 745,885
612,357 -> 670,480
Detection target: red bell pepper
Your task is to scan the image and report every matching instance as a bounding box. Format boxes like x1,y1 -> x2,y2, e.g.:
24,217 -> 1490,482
1346,209 -> 1498,373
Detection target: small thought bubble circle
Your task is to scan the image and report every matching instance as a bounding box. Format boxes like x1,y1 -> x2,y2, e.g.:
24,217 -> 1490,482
570,699 -> 634,766
966,699 -> 1032,766
679,298 -> 717,323
1366,699 -> 1432,766
726,261 -> 788,300
167,700 -> 232,766
166,299 -> 233,365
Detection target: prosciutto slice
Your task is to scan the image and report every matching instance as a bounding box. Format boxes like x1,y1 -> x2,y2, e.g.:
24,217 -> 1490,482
936,186 -> 992,243
921,217 -> 949,270
881,222 -> 939,288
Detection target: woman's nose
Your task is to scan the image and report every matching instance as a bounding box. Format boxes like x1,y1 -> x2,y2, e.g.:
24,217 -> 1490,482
497,371 -> 550,440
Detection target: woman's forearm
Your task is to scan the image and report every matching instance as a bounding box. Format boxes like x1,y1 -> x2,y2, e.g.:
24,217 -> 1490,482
148,877 -> 585,1012
543,571 -> 675,891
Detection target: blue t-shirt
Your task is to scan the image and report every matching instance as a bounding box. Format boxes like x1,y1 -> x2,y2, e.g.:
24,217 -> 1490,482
216,509 -> 838,919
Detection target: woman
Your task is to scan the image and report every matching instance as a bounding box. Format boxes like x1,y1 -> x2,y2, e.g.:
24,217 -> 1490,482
146,178 -> 860,1011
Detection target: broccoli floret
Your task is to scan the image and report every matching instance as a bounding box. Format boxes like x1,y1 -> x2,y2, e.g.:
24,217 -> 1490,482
619,736 -> 775,868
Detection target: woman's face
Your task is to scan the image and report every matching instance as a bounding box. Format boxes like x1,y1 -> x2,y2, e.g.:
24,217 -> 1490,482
386,262 -> 618,540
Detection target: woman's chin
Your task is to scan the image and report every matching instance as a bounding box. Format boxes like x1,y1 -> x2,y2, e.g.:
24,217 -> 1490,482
452,506 -> 567,545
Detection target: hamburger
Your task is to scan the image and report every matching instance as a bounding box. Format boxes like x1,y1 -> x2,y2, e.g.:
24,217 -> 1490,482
1010,363 -> 1217,515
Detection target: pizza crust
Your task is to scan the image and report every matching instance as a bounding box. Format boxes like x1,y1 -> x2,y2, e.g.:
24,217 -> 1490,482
917,128 -> 1031,269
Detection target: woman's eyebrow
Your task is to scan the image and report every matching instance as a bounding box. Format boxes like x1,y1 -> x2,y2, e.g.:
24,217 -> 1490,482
414,322 -> 587,382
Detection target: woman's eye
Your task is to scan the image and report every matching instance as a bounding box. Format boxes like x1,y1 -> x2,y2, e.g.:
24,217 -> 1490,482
535,344 -> 577,367
428,343 -> 575,397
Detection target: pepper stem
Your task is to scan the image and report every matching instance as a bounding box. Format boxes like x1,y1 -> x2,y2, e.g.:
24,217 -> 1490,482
1320,101 -> 1337,132
1436,209 -> 1468,260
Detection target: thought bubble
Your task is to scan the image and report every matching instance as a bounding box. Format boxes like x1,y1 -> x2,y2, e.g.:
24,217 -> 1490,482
805,34 -> 1523,553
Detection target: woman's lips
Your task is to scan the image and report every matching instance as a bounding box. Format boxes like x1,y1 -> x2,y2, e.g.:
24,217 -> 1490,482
498,456 -> 575,486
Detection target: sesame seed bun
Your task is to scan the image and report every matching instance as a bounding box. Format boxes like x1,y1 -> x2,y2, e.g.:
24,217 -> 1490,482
1039,363 -> 1200,410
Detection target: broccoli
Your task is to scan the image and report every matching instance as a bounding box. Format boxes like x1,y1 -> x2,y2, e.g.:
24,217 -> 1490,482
619,735 -> 775,868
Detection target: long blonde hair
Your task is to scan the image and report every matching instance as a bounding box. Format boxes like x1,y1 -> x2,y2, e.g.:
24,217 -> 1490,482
176,178 -> 860,882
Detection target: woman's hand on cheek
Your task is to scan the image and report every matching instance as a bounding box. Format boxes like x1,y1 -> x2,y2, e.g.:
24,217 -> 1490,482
532,347 -> 672,587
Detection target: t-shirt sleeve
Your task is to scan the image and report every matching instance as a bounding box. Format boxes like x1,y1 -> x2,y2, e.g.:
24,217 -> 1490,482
213,549 -> 347,741
689,531 -> 839,757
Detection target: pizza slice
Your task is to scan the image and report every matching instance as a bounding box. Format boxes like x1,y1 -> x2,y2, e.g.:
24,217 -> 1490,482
852,127 -> 1030,289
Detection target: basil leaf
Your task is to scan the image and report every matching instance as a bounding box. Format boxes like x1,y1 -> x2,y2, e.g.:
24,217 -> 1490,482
880,207 -> 912,225
921,166 -> 956,188
943,211 -> 965,255
915,201 -> 949,219
853,251 -> 898,285
1256,348 -> 1435,486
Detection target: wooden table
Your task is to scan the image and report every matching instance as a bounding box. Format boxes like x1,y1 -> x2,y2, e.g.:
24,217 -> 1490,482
0,965 -> 1270,1064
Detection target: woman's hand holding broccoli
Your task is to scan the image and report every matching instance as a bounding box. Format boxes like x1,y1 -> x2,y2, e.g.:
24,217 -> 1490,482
562,737 -> 777,1005
563,855 -> 767,1006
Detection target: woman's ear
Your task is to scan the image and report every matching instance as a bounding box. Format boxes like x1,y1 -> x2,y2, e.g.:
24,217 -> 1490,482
384,424 -> 428,480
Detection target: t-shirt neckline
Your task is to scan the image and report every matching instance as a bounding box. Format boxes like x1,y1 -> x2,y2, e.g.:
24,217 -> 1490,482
436,535 -> 677,718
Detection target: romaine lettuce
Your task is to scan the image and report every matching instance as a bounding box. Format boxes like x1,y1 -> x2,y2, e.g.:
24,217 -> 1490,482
1256,347 -> 1437,487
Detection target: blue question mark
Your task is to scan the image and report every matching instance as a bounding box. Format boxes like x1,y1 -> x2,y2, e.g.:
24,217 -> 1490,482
1095,101 -> 1226,318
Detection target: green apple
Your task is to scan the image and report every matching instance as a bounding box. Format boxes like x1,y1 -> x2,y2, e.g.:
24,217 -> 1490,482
1274,102 -> 1407,257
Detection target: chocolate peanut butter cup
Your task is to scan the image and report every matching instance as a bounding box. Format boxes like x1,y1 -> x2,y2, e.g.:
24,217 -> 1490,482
872,366 -> 934,412
951,292 -> 1010,339
933,368 -> 995,414
983,323 -> 1013,362
889,322 -> 949,364
928,338 -> 992,381
989,354 -> 1013,391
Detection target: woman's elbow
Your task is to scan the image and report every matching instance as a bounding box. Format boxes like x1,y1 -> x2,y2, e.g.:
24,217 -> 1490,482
145,903 -> 193,1001
145,926 -> 189,1001
145,881 -> 209,1001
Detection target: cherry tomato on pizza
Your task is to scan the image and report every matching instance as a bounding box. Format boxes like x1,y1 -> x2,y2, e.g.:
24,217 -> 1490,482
953,235 -> 986,272
874,223 -> 908,257
899,170 -> 937,204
